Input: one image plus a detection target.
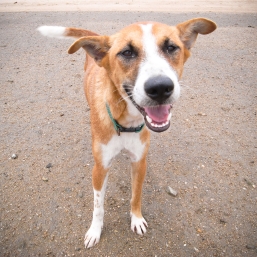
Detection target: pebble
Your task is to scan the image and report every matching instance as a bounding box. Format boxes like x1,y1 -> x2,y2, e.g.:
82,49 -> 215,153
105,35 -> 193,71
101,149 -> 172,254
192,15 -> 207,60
220,219 -> 227,224
42,177 -> 48,182
11,153 -> 18,159
246,245 -> 256,250
198,112 -> 207,116
194,247 -> 200,252
78,192 -> 84,198
167,186 -> 177,197
46,163 -> 53,169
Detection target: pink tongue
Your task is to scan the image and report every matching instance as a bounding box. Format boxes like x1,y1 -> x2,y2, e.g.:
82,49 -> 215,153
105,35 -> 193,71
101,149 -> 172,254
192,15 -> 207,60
144,105 -> 170,123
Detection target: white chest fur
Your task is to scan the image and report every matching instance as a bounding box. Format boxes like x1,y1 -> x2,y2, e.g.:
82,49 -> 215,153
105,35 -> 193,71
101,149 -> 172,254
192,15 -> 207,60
101,133 -> 145,168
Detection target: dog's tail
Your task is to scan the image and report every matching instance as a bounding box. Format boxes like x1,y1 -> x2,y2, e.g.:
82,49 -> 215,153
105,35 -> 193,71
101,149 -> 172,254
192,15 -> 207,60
37,26 -> 99,39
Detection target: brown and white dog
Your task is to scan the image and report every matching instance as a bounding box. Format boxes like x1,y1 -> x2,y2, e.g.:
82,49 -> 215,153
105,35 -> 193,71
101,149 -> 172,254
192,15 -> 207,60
38,18 -> 216,248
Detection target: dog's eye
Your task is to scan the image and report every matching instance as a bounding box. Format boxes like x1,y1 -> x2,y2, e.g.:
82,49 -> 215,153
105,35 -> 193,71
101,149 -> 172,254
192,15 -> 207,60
122,50 -> 135,58
166,45 -> 178,54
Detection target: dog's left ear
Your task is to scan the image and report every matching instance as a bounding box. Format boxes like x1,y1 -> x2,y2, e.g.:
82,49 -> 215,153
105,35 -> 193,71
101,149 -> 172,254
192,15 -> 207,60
68,36 -> 110,66
176,18 -> 217,50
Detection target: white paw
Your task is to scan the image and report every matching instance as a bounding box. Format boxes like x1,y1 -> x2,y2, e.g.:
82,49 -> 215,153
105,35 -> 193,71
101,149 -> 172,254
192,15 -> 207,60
131,213 -> 148,235
84,225 -> 102,248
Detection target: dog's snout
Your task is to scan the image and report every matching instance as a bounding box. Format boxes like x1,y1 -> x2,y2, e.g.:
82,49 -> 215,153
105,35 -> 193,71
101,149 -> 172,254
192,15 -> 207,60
144,76 -> 174,103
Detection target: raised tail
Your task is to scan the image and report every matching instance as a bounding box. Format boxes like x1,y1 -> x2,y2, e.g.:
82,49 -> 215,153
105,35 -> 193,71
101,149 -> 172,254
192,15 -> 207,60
37,26 -> 99,39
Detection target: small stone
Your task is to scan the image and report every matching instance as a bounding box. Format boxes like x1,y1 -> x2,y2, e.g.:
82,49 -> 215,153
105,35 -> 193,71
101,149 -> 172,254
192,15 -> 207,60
246,245 -> 256,250
78,192 -> 84,198
42,177 -> 48,182
194,247 -> 200,252
244,178 -> 252,185
11,154 -> 18,159
167,186 -> 177,196
198,112 -> 207,116
65,188 -> 71,193
46,163 -> 52,169
220,219 -> 227,224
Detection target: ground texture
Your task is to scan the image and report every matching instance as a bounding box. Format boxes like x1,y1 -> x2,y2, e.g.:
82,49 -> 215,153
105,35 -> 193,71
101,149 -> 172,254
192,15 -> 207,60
0,10 -> 257,257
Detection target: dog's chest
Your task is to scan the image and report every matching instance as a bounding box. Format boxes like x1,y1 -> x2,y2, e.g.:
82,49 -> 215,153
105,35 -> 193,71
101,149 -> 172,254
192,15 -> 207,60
101,133 -> 145,168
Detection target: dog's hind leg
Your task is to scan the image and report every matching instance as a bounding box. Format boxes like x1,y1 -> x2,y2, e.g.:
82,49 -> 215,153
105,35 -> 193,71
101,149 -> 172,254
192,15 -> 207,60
84,164 -> 108,248
130,157 -> 148,235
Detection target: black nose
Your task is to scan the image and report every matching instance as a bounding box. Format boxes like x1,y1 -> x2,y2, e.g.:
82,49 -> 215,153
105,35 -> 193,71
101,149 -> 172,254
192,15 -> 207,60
144,76 -> 174,103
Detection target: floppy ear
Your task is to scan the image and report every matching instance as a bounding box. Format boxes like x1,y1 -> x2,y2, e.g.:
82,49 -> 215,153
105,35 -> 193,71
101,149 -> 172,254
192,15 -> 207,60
68,36 -> 110,66
176,18 -> 217,50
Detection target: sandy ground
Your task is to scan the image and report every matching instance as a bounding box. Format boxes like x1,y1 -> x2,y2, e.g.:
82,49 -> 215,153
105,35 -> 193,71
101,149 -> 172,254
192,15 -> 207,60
0,2 -> 257,257
0,0 -> 257,13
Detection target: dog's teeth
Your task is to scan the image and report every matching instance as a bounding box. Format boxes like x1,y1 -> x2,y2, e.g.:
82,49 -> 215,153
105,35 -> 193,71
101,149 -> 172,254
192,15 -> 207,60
150,120 -> 170,128
146,115 -> 152,123
168,113 -> 172,121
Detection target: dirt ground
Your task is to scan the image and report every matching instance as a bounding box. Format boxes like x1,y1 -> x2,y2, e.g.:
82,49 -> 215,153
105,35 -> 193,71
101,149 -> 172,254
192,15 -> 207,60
0,0 -> 256,13
0,4 -> 257,257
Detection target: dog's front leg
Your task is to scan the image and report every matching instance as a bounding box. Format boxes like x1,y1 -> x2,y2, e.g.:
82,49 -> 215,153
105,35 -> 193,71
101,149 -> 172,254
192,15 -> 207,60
130,157 -> 148,235
84,164 -> 108,248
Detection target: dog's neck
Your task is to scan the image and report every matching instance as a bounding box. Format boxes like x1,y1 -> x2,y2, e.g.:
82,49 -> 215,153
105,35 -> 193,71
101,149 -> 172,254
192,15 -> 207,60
105,77 -> 144,129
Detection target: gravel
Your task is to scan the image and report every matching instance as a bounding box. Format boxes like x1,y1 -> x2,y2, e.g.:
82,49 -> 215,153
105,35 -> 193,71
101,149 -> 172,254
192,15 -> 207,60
0,11 -> 256,257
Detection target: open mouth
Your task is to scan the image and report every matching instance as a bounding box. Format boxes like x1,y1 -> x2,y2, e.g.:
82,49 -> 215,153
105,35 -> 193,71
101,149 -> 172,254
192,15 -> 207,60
138,105 -> 172,132
129,98 -> 172,132
123,86 -> 172,133
143,105 -> 172,132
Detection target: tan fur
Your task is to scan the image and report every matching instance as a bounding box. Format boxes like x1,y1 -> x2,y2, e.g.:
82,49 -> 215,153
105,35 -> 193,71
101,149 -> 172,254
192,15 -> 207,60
64,18 -> 216,246
65,27 -> 99,38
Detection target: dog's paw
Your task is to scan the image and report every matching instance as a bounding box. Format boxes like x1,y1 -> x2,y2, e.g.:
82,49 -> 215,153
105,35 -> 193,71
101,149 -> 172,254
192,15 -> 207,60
130,213 -> 148,235
84,225 -> 102,248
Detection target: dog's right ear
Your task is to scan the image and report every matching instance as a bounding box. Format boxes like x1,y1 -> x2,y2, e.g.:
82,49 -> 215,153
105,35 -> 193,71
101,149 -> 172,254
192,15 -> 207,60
68,36 -> 110,67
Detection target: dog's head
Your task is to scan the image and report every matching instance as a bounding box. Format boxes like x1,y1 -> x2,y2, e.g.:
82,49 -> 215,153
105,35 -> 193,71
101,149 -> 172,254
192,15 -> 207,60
68,18 -> 216,132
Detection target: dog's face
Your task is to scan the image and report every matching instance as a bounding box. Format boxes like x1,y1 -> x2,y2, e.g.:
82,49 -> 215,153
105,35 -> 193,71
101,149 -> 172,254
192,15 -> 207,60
107,22 -> 185,132
68,18 -> 216,132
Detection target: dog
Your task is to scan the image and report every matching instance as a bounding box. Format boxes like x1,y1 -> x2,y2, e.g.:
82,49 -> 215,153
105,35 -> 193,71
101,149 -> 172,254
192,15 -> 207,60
38,18 -> 216,248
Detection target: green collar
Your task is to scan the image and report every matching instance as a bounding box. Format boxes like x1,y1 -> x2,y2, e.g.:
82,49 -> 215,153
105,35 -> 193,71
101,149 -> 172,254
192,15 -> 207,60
105,103 -> 145,136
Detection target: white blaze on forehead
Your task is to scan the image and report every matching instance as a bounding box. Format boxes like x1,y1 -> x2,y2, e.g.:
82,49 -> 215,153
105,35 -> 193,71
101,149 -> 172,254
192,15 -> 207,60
133,23 -> 180,105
